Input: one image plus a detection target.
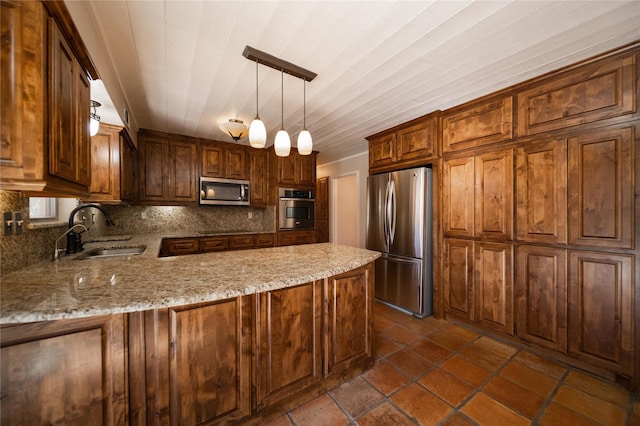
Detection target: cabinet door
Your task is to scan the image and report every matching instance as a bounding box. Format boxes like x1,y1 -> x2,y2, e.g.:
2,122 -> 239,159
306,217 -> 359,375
475,149 -> 513,241
1,315 -> 127,426
326,264 -> 374,376
516,139 -> 567,244
255,282 -> 322,408
315,219 -> 329,243
298,153 -> 316,186
442,97 -> 513,153
568,126 -> 634,248
368,133 -> 396,170
74,60 -> 91,186
517,54 -> 636,136
443,238 -> 475,321
396,118 -> 436,162
139,134 -> 168,200
475,242 -> 513,335
144,298 -> 251,425
568,251 -> 634,376
249,149 -> 268,206
443,156 -> 475,238
515,246 -> 567,352
277,154 -> 297,186
169,139 -> 197,202
316,176 -> 329,220
119,130 -> 137,203
201,142 -> 225,178
88,124 -> 119,198
226,146 -> 248,180
255,233 -> 275,248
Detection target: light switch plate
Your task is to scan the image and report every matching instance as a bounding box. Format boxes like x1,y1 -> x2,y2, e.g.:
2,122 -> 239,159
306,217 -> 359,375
3,212 -> 13,236
13,212 -> 23,235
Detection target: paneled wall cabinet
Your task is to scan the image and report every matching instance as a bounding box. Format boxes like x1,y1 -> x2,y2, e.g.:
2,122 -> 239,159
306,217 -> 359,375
367,111 -> 439,174
315,176 -> 330,243
269,148 -> 317,189
0,1 -> 96,197
200,141 -> 249,180
371,42 -> 639,391
84,124 -> 138,204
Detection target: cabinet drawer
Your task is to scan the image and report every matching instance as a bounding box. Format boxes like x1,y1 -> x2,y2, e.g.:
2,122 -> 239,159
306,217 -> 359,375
255,234 -> 275,248
443,97 -> 513,152
229,235 -> 255,249
199,237 -> 229,252
161,238 -> 199,256
517,54 -> 636,136
278,231 -> 315,246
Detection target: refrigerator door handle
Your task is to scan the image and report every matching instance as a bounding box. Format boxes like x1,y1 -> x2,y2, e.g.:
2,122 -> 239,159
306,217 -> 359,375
383,180 -> 390,251
388,178 -> 396,244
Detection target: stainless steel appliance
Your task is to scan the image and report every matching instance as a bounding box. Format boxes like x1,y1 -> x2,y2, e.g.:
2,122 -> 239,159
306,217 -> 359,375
366,167 -> 433,318
199,177 -> 250,205
278,188 -> 315,230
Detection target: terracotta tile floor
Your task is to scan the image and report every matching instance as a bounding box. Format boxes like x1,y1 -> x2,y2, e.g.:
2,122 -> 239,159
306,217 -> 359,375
265,302 -> 639,426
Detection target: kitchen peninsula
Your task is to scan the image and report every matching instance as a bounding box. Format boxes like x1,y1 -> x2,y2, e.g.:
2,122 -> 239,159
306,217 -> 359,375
1,239 -> 379,425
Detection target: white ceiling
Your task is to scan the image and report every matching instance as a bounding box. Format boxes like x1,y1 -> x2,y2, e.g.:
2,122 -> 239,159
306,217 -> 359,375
80,1 -> 640,165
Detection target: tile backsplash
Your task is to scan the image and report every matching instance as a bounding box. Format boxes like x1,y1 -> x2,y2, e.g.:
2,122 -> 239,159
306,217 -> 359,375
0,190 -> 275,275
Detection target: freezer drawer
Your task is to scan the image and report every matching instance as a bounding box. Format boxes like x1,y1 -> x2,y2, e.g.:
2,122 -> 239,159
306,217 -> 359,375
375,255 -> 432,317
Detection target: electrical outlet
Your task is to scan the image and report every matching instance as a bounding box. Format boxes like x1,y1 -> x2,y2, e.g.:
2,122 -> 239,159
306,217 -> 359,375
248,211 -> 253,219
141,211 -> 147,219
13,212 -> 23,235
3,212 -> 13,236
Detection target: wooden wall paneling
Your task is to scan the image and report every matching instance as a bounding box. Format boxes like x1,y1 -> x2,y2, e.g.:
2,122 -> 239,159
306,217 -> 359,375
515,245 -> 567,352
442,97 -> 513,153
516,139 -> 567,244
517,53 -> 637,136
475,242 -> 514,335
475,149 -> 513,241
443,238 -> 475,321
568,126 -> 634,248
568,251 -> 634,376
443,156 -> 475,238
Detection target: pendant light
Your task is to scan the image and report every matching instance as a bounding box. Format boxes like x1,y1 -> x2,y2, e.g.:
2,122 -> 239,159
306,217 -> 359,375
90,100 -> 101,136
274,69 -> 291,157
297,79 -> 312,155
249,60 -> 266,148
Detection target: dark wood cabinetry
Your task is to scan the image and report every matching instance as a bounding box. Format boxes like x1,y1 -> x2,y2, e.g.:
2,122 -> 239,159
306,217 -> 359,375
249,148 -> 269,206
443,238 -> 475,321
161,237 -> 199,256
315,176 -> 329,243
161,233 -> 275,257
1,315 -> 127,426
201,142 -> 248,180
0,0 -> 95,197
85,124 -> 137,204
474,242 -> 513,335
277,230 -> 316,247
368,113 -> 438,173
255,281 -> 323,408
138,130 -> 197,204
269,149 -> 317,188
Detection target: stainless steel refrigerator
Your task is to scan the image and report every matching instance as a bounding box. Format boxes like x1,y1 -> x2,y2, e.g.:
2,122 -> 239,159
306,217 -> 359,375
366,167 -> 433,318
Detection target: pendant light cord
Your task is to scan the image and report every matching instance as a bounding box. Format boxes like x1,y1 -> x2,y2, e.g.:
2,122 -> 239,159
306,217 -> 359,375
303,80 -> 307,129
255,60 -> 259,117
281,69 -> 284,130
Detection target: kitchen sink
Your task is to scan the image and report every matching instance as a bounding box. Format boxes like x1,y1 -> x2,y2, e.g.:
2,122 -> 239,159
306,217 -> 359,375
75,245 -> 146,260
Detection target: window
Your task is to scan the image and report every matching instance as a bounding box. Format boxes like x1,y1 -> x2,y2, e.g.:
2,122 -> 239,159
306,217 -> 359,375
29,197 -> 57,220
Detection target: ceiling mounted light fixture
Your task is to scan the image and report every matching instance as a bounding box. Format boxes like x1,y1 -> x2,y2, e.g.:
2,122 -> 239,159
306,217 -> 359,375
219,118 -> 248,142
274,70 -> 291,157
90,100 -> 101,136
242,46 -> 316,156
248,60 -> 266,148
297,79 -> 312,155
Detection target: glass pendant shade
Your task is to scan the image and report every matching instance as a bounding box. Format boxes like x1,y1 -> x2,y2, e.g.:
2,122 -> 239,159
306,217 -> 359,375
249,118 -> 267,148
274,129 -> 291,157
297,129 -> 312,155
90,115 -> 100,136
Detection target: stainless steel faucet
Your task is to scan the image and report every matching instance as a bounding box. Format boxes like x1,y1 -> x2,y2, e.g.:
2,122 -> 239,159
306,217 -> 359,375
53,224 -> 88,261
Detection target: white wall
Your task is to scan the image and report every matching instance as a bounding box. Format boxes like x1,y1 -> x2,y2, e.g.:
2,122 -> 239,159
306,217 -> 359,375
317,152 -> 369,248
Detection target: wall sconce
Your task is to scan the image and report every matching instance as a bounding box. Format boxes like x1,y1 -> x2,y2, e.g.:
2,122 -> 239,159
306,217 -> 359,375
90,100 -> 101,136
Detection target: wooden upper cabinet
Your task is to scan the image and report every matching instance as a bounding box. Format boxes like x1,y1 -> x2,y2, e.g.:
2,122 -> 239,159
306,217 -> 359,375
475,242 -> 514,335
140,298 -> 252,425
443,238 -> 475,321
368,112 -> 438,173
255,281 -> 322,409
249,148 -> 269,206
298,153 -> 316,186
568,251 -> 634,376
475,149 -> 513,241
567,126 -> 634,249
201,141 -> 248,180
515,246 -> 567,353
443,156 -> 475,238
138,130 -> 197,204
442,97 -> 513,153
270,149 -> 317,188
517,53 -> 637,136
119,130 -> 138,203
1,315 -> 127,425
516,139 -> 567,244
1,1 -> 97,196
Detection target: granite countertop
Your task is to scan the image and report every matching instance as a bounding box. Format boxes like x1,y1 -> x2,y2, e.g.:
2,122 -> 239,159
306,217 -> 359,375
0,234 -> 380,324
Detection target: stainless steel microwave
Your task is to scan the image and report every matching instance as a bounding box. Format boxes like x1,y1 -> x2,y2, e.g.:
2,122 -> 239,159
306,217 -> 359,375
278,188 -> 315,229
199,177 -> 250,205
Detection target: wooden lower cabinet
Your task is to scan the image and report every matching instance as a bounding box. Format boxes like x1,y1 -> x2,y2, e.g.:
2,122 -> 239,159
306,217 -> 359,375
475,242 -> 514,335
443,238 -> 475,321
1,315 -> 127,426
255,281 -> 323,409
568,251 -> 635,377
160,237 -> 199,257
277,230 -> 315,246
134,298 -> 252,425
515,245 -> 567,352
